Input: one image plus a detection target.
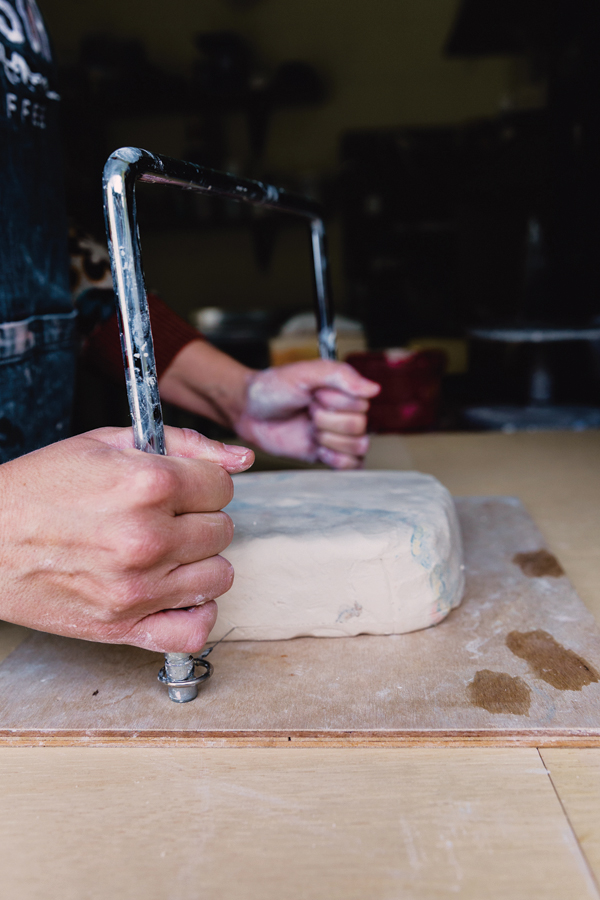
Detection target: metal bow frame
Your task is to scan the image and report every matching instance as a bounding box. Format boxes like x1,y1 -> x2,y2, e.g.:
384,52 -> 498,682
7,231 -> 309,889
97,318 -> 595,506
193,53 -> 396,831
103,147 -> 336,702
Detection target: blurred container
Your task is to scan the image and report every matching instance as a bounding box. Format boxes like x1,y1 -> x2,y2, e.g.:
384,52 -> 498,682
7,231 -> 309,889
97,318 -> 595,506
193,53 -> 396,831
347,348 -> 447,433
269,312 -> 367,365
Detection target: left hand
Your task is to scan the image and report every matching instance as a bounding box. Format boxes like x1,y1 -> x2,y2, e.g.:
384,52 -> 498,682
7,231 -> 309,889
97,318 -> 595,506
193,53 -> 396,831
235,360 -> 380,469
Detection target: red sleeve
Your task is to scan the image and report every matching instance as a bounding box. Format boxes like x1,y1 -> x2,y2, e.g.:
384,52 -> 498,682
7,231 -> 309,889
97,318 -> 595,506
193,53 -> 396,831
83,292 -> 204,383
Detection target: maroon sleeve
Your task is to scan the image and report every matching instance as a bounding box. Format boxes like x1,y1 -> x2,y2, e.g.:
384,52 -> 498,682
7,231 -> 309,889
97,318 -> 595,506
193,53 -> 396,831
83,292 -> 204,383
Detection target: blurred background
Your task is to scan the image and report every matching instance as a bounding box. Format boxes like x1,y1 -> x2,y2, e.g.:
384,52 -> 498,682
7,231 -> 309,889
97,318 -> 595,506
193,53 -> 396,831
45,0 -> 600,437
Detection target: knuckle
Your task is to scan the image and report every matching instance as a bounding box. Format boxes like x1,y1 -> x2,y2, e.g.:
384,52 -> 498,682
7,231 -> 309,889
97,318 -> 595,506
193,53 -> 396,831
329,435 -> 354,454
213,466 -> 234,507
112,576 -> 148,612
313,407 -> 328,427
214,555 -> 235,593
207,512 -> 234,551
119,577 -> 149,612
221,512 -> 235,545
178,624 -> 216,655
350,413 -> 367,435
192,513 -> 233,557
344,438 -> 363,454
357,435 -> 370,454
92,602 -> 121,625
131,463 -> 178,506
197,555 -> 234,598
117,528 -> 166,570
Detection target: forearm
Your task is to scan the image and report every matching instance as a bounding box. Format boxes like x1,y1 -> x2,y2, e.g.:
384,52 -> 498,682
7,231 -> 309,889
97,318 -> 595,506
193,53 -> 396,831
160,348 -> 380,469
158,339 -> 257,429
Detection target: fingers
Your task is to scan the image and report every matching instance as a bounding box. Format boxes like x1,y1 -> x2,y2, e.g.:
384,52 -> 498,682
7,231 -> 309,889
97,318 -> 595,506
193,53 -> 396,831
316,446 -> 365,470
127,553 -> 231,651
313,420 -> 370,470
90,425 -> 254,515
317,430 -> 369,457
310,404 -> 367,437
116,552 -> 234,622
236,412 -> 317,462
164,427 -> 254,474
0,428 -> 242,654
245,361 -> 380,421
286,360 -> 380,399
91,425 -> 254,474
313,388 -> 370,413
308,400 -> 370,472
127,601 -> 219,653
161,511 -> 234,565
136,456 -> 235,516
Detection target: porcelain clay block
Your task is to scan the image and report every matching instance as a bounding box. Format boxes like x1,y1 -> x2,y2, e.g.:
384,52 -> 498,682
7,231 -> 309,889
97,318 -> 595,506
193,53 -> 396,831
209,470 -> 465,642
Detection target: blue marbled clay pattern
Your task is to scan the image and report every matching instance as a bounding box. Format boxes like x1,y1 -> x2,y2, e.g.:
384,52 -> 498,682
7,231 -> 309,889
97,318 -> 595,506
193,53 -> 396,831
215,469 -> 465,642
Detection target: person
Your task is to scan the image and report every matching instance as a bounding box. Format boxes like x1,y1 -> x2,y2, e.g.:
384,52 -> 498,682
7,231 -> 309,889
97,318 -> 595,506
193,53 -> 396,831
0,0 -> 379,654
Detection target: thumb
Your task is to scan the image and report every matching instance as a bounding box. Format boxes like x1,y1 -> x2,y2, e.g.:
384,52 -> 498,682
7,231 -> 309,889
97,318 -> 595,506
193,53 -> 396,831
165,427 -> 255,473
289,360 -> 381,399
90,425 -> 255,474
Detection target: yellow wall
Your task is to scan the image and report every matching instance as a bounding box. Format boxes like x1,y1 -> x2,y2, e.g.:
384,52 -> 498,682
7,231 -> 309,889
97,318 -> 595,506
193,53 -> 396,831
41,0 -> 518,318
43,0 -> 516,174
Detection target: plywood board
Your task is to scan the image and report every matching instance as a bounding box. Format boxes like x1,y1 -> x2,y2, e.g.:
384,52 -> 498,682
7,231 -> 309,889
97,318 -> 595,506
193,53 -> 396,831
1,747 -> 598,900
2,497 -> 600,746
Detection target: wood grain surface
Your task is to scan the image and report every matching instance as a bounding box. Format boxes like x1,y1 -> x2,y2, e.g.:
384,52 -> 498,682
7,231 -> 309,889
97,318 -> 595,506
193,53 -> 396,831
1,747 -> 598,900
2,496 -> 600,746
3,433 -> 600,899
541,749 -> 600,880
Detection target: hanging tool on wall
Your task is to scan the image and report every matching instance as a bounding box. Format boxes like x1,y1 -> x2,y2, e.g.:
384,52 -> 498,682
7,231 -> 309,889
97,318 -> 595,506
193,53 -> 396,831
103,147 -> 336,702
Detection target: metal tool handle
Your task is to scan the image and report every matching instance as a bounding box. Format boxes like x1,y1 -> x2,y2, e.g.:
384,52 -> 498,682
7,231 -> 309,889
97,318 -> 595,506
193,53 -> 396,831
103,147 -> 337,702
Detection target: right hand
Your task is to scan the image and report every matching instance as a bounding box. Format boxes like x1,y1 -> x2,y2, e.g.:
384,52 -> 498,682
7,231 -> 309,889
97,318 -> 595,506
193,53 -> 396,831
236,360 -> 380,469
0,427 -> 254,653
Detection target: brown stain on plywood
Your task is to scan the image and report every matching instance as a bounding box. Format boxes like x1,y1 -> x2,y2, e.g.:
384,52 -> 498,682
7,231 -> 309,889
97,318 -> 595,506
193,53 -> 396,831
513,550 -> 564,578
468,670 -> 531,715
507,630 -> 599,691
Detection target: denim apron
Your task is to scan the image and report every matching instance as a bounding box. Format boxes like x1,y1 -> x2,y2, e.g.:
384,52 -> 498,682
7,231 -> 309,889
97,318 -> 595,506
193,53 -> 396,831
0,0 -> 77,463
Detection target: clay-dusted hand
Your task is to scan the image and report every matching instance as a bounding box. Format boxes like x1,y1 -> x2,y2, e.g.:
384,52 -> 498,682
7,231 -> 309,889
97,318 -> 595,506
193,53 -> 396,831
159,342 -> 380,469
0,427 -> 253,652
235,360 -> 381,469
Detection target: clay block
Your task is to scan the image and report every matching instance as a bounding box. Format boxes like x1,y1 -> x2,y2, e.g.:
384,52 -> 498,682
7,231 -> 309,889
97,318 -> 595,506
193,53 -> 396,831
213,470 -> 465,641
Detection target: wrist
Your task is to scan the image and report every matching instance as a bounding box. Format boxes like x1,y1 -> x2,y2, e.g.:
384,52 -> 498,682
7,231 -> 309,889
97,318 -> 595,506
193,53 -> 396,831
159,340 -> 258,430
213,363 -> 259,433
232,368 -> 263,428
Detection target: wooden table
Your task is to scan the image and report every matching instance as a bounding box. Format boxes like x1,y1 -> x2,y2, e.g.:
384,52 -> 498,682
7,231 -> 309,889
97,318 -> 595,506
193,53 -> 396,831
2,431 -> 600,899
